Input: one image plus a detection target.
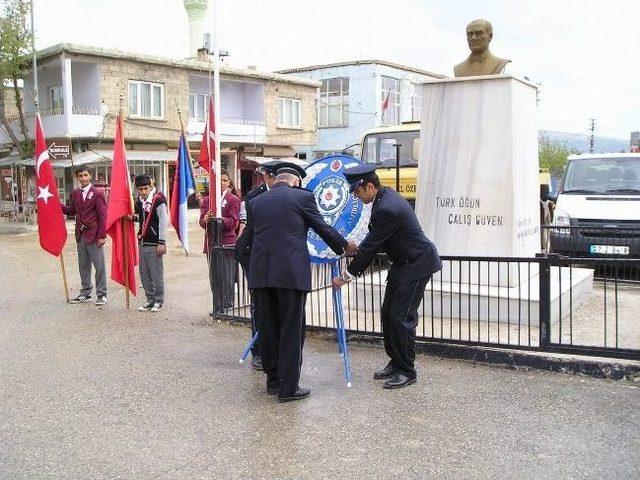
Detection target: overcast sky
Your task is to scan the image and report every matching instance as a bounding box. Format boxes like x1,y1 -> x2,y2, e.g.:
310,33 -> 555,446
32,0 -> 639,139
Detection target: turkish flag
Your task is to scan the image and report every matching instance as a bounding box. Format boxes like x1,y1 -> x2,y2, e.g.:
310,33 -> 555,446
105,113 -> 138,296
198,95 -> 216,176
34,114 -> 67,256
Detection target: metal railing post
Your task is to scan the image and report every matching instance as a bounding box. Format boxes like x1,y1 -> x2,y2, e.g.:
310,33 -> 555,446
209,218 -> 224,315
538,254 -> 551,348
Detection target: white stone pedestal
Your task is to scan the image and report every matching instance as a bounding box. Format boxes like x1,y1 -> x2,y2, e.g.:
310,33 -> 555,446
416,75 -> 540,287
412,74 -> 593,315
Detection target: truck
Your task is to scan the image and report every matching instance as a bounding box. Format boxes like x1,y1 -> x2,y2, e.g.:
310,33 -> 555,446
360,122 -> 421,207
549,153 -> 640,257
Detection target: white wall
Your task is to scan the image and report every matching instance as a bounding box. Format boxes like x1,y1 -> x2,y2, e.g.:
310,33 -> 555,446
71,61 -> 100,109
22,62 -> 62,113
188,75 -> 264,122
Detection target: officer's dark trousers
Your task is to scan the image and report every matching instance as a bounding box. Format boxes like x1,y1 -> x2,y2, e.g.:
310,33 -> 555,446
380,275 -> 431,378
253,288 -> 307,397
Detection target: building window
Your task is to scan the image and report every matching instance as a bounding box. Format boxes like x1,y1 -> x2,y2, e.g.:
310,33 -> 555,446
277,98 -> 301,128
318,77 -> 349,128
48,85 -> 63,114
381,76 -> 401,125
189,93 -> 209,122
411,85 -> 422,121
128,81 -> 164,119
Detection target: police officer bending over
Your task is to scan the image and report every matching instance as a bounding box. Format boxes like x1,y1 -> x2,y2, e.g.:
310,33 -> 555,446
332,164 -> 441,389
244,163 -> 358,402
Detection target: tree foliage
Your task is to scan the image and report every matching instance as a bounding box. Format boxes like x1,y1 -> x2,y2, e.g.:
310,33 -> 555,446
538,135 -> 580,176
0,0 -> 32,157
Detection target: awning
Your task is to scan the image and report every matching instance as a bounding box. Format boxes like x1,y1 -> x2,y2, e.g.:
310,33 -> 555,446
244,156 -> 308,167
259,146 -> 297,158
75,149 -> 179,164
0,155 -> 21,167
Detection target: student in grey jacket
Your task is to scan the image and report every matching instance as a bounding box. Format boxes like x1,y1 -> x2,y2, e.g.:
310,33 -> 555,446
133,174 -> 167,312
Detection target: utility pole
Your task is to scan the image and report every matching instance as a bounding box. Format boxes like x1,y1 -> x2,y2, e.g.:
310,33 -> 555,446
589,118 -> 596,153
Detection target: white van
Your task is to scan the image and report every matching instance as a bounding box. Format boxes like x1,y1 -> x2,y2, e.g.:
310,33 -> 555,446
549,153 -> 640,257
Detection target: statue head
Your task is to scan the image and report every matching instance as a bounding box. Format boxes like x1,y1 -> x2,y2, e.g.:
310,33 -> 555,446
466,19 -> 493,54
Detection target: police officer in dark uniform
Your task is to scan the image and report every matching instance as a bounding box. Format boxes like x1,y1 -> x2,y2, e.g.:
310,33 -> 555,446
235,160 -> 279,370
244,162 -> 357,402
332,164 -> 441,389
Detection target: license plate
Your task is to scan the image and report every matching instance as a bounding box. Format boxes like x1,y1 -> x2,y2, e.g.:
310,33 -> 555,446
590,245 -> 630,255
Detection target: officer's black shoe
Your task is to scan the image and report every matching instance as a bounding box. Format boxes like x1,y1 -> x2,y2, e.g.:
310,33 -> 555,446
383,373 -> 416,389
251,355 -> 263,371
373,363 -> 397,380
277,387 -> 311,403
267,386 -> 278,395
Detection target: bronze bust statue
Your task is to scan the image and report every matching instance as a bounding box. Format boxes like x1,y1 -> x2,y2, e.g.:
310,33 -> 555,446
454,19 -> 510,77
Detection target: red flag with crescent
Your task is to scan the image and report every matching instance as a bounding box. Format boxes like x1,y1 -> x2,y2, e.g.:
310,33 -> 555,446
35,114 -> 67,256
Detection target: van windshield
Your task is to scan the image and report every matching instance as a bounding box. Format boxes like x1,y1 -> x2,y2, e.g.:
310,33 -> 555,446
562,157 -> 640,195
362,131 -> 420,168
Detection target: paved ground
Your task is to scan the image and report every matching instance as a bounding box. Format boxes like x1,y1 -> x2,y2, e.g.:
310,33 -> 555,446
1,222 -> 639,479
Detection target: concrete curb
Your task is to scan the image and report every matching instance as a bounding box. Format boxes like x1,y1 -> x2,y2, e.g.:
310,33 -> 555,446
224,317 -> 640,383
344,333 -> 640,382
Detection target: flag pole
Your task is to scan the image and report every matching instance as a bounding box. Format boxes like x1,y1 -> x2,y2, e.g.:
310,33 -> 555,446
32,0 -> 69,301
177,108 -> 189,258
212,0 -> 222,218
59,253 -> 70,302
122,214 -> 130,309
30,0 -> 38,113
118,97 -> 131,309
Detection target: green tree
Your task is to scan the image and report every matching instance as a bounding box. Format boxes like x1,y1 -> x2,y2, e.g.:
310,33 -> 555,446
538,135 -> 580,176
0,0 -> 32,157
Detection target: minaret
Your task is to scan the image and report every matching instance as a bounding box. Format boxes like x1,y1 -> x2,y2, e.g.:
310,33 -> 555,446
184,0 -> 209,57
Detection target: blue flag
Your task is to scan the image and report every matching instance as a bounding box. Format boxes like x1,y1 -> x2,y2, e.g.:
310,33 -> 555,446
170,134 -> 196,253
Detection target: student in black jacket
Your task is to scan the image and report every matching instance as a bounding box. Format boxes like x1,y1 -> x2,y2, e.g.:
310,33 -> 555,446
134,174 -> 168,312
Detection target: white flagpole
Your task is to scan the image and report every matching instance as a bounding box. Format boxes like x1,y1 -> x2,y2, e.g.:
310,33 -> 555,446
30,0 -> 39,114
212,0 -> 222,217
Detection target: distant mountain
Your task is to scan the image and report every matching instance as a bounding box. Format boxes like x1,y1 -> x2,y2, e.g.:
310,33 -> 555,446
539,130 -> 629,154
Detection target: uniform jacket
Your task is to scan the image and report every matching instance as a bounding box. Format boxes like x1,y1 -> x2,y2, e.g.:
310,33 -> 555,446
234,183 -> 267,268
134,190 -> 167,245
347,187 -> 441,284
61,185 -> 107,243
244,182 -> 348,292
200,190 -> 241,252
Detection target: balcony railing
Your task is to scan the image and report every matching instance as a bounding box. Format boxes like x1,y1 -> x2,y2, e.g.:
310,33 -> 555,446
3,105 -> 101,123
0,105 -> 104,143
72,105 -> 101,115
220,116 -> 265,126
